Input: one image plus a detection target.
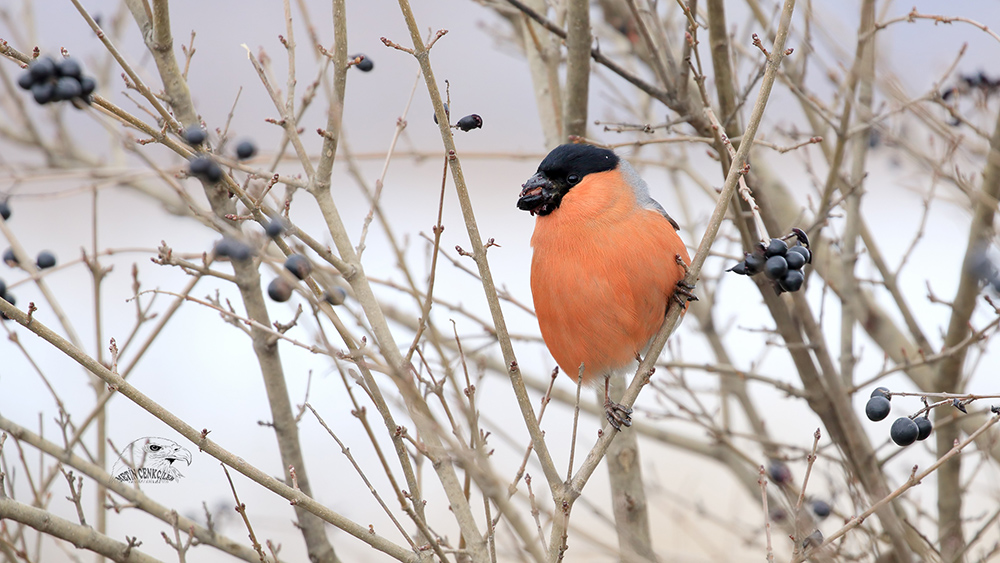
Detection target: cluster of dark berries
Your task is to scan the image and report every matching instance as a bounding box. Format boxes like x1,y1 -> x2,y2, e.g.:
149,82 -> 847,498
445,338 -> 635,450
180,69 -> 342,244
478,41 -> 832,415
267,253 -> 346,306
268,254 -> 311,302
942,71 -> 1000,101
214,237 -> 253,262
728,228 -> 811,294
17,56 -> 96,106
865,387 -> 932,446
350,54 -> 374,72
189,156 -> 222,183
432,104 -> 483,132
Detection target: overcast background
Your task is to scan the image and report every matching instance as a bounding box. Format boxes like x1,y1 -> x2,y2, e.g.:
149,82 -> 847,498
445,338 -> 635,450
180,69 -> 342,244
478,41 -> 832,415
2,0 -> 1000,561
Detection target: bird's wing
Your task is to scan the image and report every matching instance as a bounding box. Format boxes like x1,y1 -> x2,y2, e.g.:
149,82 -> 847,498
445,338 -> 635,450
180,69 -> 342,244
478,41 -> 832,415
618,159 -> 681,231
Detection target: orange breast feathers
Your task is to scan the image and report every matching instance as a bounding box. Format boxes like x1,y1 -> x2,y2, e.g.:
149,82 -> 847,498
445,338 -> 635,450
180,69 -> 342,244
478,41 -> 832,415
529,168 -> 690,384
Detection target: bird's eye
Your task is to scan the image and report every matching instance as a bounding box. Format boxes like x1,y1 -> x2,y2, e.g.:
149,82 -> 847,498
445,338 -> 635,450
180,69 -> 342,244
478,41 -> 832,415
567,174 -> 580,185
148,445 -> 162,451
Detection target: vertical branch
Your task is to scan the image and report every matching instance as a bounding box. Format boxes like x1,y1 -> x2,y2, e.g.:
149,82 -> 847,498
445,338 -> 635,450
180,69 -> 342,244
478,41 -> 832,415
562,0 -> 590,140
517,0 -> 564,146
312,0 -> 349,192
935,95 -> 1000,563
600,377 -> 654,562
838,0 -> 875,389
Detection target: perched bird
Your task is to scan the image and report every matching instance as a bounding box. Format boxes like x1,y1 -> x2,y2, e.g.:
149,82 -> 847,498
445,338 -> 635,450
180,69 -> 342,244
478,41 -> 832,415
517,143 -> 694,429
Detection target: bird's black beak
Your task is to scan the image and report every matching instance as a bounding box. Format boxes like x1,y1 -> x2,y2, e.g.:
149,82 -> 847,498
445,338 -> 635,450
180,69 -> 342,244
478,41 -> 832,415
517,173 -> 557,216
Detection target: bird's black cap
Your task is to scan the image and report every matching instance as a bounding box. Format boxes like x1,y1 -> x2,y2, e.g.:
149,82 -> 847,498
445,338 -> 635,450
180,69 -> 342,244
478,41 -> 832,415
536,143 -> 619,181
518,144 -> 620,216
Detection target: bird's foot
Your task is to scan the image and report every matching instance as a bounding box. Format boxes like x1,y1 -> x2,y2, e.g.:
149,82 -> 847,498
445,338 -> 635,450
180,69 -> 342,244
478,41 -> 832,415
672,280 -> 698,307
604,398 -> 633,431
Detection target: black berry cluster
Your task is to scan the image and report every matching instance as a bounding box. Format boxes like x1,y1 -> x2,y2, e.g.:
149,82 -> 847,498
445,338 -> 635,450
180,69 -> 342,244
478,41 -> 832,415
266,254 -> 311,303
17,56 -> 96,106
942,71 -> 1000,101
214,237 -> 253,262
266,254 -> 347,306
189,156 -> 222,183
865,387 -> 932,447
728,228 -> 811,294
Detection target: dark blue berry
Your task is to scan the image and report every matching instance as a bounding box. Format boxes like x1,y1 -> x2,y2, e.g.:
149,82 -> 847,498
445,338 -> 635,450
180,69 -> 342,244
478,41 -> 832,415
865,396 -> 890,421
779,269 -> 804,292
764,255 -> 788,280
228,242 -> 252,262
915,417 -> 933,441
0,200 -> 10,221
765,238 -> 788,257
3,248 -> 18,266
32,82 -> 56,104
890,417 -> 918,446
351,54 -> 373,72
0,278 -> 6,297
788,245 -> 811,264
456,114 -> 483,132
767,460 -> 792,485
267,278 -> 293,302
811,499 -> 831,519
264,218 -> 285,237
785,250 -> 806,270
433,102 -> 450,125
79,76 -> 97,98
870,387 -> 891,400
17,72 -> 35,90
36,251 -> 57,269
324,287 -> 347,305
53,77 -> 82,101
0,292 -> 14,321
284,254 -> 312,280
744,253 -> 765,275
235,140 -> 257,160
57,58 -> 83,79
185,128 -> 207,145
29,57 -> 57,82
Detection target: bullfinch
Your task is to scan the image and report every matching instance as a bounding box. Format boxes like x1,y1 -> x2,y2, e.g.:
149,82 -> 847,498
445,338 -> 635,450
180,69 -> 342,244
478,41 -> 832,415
517,143 -> 693,429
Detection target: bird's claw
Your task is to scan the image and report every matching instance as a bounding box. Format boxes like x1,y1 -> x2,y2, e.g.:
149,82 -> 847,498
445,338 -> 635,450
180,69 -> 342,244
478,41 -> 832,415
604,399 -> 633,431
672,280 -> 698,307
